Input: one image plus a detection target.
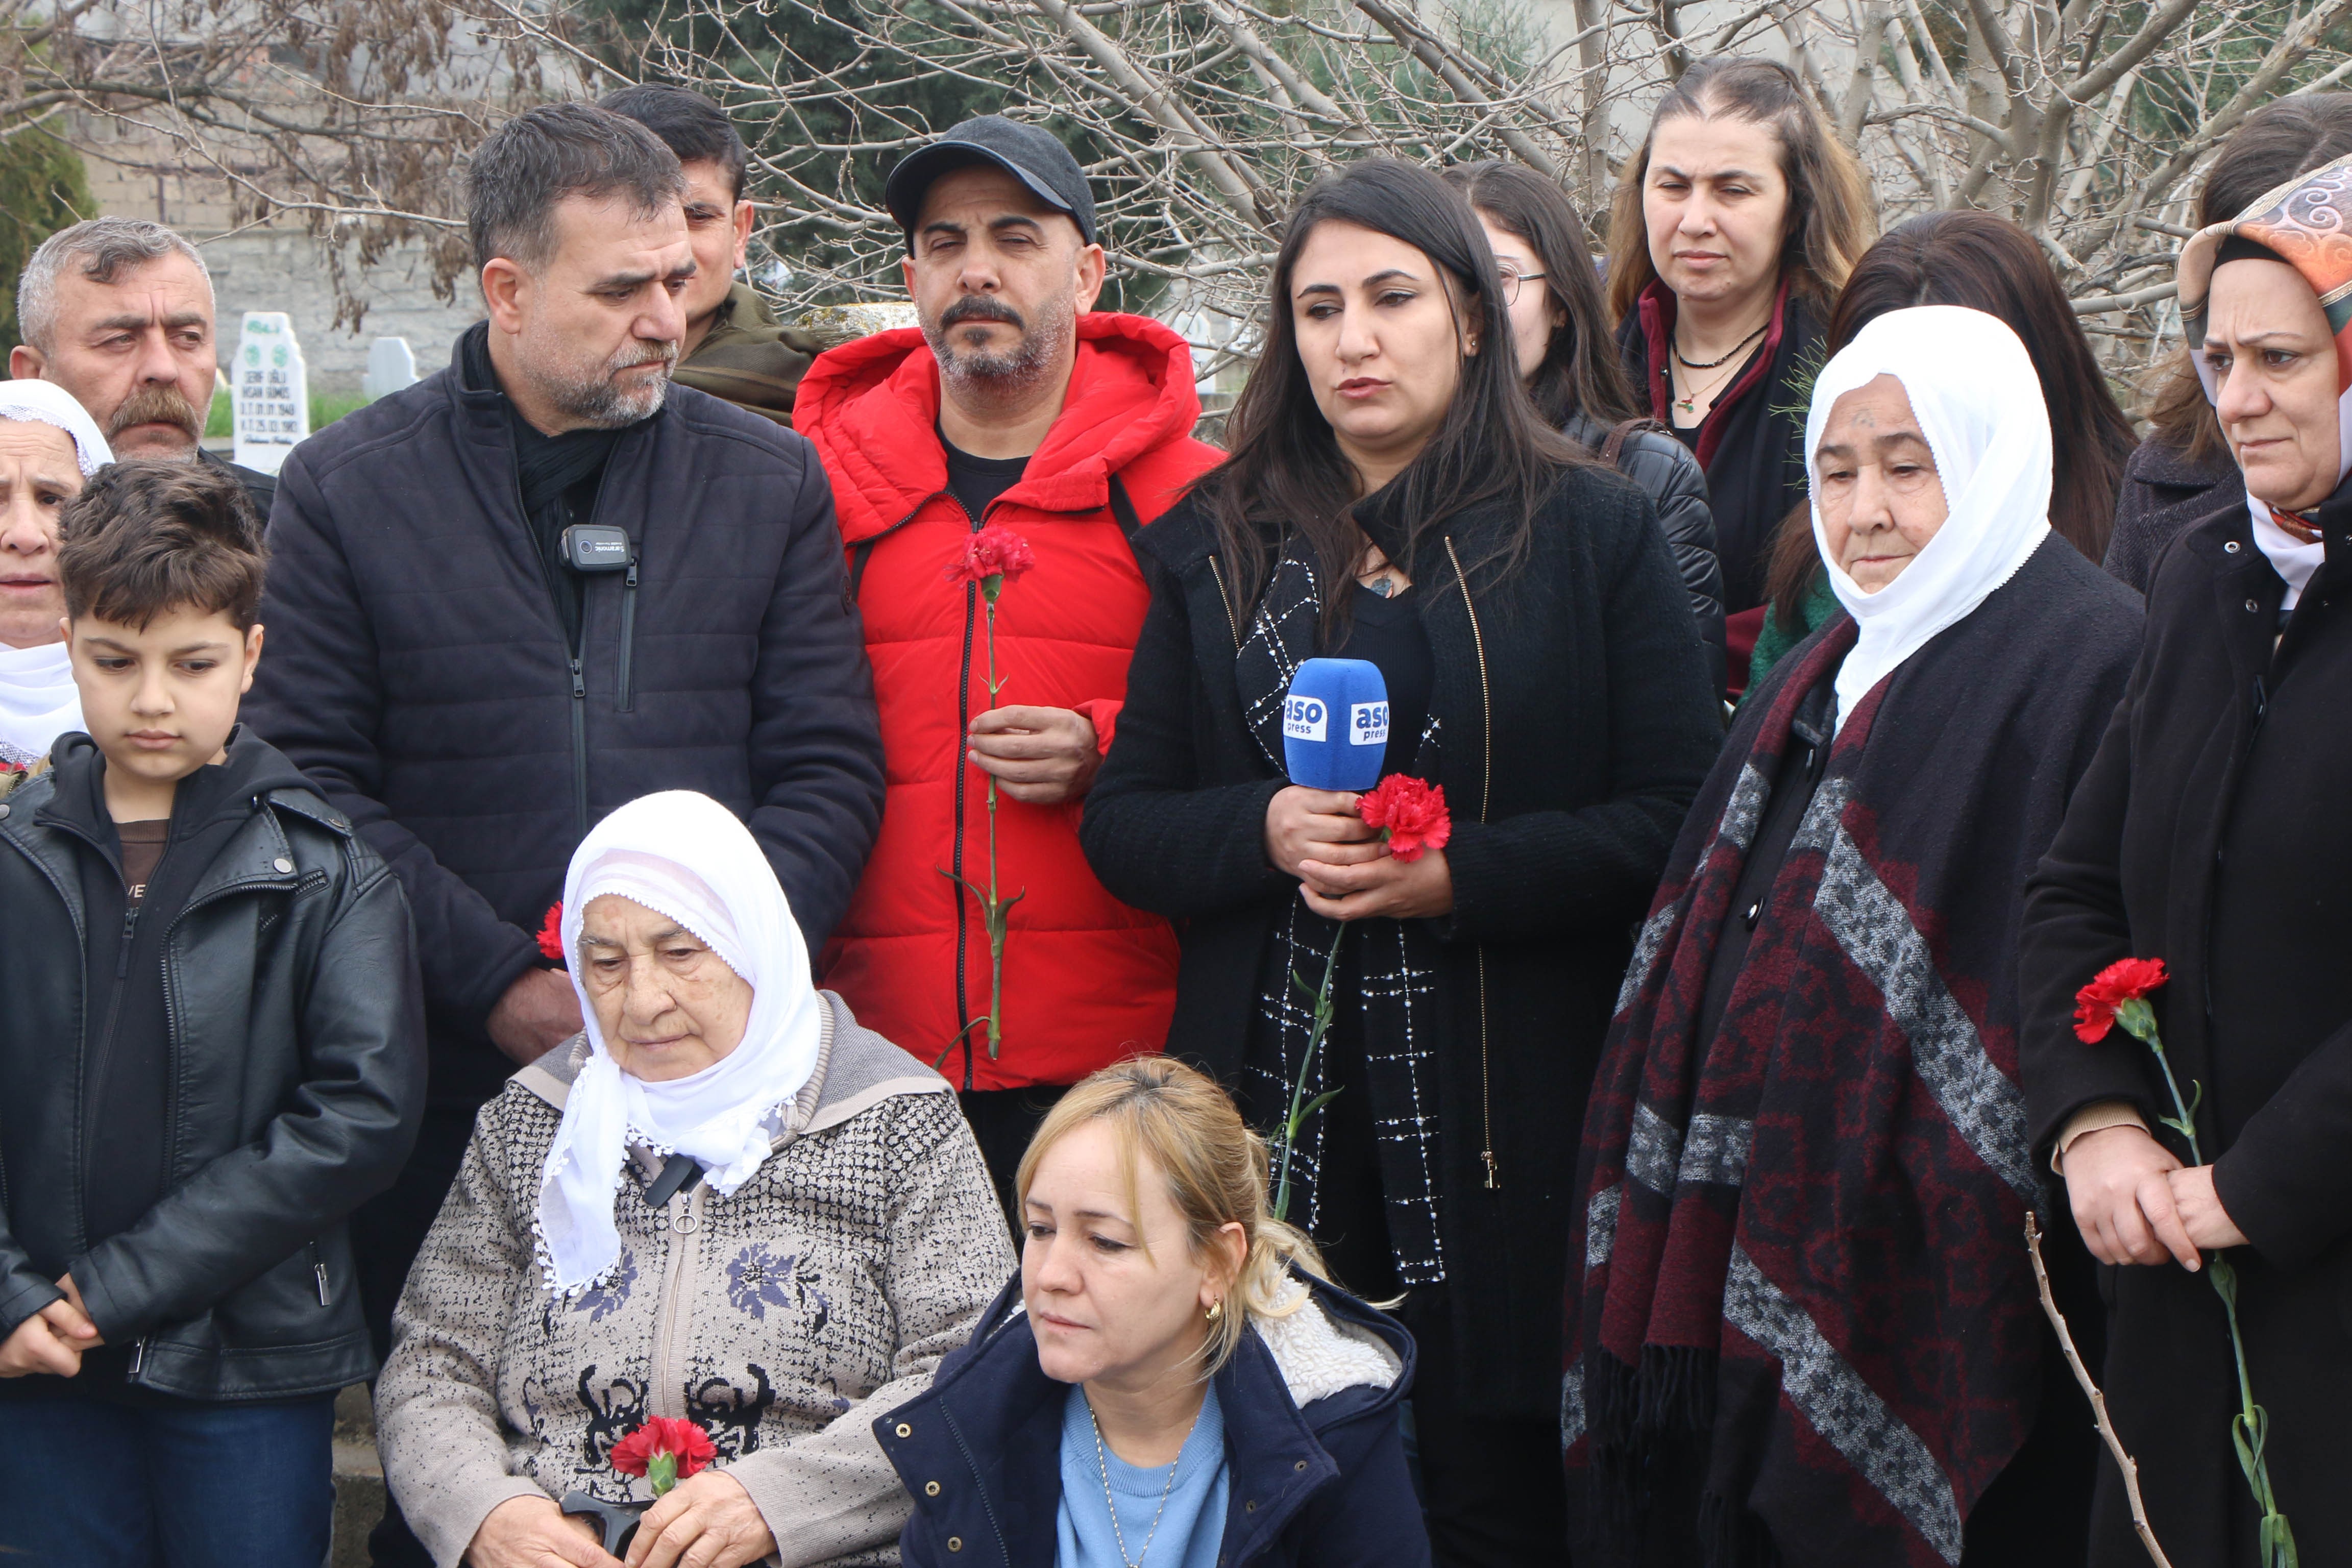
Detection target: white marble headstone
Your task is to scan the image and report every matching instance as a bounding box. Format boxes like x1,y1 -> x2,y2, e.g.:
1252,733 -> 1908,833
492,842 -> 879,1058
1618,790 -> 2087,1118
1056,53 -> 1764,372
363,336 -> 418,403
231,312 -> 309,477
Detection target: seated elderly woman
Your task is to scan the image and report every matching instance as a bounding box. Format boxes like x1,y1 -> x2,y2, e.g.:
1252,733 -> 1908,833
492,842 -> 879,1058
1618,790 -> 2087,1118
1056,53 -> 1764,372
878,1056 -> 1430,1568
0,380 -> 111,777
376,790 -> 1014,1568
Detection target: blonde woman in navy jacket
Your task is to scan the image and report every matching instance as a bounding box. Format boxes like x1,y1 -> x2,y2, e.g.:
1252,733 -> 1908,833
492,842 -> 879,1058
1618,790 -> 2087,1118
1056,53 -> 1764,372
877,1058 -> 1427,1568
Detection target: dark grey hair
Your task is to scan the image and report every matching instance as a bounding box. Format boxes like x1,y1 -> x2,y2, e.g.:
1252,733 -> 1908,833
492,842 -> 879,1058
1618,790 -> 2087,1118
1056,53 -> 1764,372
466,103 -> 687,275
16,218 -> 212,355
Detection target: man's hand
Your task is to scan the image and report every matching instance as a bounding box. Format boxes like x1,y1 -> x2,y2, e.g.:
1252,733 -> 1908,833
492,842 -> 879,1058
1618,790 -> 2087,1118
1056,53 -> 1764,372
2169,1164 -> 2251,1252
1298,846 -> 1455,922
465,1494 -> 620,1568
624,1469 -> 774,1568
1264,787 -> 1381,881
967,706 -> 1100,804
488,967 -> 585,1068
0,1288 -> 100,1378
2062,1124 -> 2199,1269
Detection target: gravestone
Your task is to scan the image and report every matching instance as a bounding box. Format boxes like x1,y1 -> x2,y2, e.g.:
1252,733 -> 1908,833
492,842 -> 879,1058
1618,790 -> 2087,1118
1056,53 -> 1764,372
363,336 -> 418,403
232,311 -> 309,476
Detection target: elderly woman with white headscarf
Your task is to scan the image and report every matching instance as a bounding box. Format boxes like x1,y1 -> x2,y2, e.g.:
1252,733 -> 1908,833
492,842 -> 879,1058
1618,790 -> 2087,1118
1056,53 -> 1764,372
0,379 -> 109,778
375,790 -> 1013,1568
1564,305 -> 2143,1568
2023,152 -> 2352,1567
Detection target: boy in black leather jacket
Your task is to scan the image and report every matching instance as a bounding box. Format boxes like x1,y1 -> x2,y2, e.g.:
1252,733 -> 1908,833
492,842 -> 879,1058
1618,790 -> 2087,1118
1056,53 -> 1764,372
0,460 -> 424,1567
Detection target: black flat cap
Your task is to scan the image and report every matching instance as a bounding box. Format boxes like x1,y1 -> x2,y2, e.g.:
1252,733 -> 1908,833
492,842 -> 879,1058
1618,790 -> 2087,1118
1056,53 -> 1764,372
884,115 -> 1098,246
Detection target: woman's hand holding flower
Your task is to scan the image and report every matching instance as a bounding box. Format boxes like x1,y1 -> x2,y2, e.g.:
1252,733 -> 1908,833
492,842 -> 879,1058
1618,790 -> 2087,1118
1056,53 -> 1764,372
2168,1163 -> 2250,1252
1298,847 -> 1455,921
1294,775 -> 1456,921
2063,1124 -> 2199,1269
624,1469 -> 775,1568
465,1495 -> 620,1568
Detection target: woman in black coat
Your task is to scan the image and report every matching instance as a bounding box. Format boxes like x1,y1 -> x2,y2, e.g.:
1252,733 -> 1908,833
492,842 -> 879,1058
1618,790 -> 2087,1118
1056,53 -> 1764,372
2022,156 -> 2352,1566
1080,159 -> 1721,1564
2102,94 -> 2352,592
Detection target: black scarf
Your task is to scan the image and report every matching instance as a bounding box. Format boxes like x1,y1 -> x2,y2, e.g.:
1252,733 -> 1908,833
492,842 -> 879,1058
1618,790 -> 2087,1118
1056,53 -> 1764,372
459,324 -> 627,646
1235,537 -> 1449,1288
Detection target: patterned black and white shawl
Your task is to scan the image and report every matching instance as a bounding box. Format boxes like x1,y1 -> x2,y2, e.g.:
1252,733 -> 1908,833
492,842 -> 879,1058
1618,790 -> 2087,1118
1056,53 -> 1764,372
1236,543 -> 1448,1287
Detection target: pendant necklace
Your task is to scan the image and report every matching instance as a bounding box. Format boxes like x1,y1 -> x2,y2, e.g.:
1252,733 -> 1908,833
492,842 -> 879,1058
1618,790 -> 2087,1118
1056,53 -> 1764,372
1089,1399 -> 1184,1568
1669,321 -> 1768,420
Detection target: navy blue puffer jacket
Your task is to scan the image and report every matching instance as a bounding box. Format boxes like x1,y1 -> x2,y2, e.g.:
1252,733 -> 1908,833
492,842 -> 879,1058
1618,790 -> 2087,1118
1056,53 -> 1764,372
877,1272 -> 1430,1568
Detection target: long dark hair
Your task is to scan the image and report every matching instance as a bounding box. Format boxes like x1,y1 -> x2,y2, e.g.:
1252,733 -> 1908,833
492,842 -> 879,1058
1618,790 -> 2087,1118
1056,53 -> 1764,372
1762,210 -> 2141,630
1195,159 -> 1578,628
1440,160 -> 1641,428
2145,94 -> 2352,463
1603,56 -> 1876,324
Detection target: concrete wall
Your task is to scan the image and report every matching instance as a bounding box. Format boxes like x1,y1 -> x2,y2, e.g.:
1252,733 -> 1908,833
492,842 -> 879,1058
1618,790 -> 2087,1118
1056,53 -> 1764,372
75,115 -> 483,395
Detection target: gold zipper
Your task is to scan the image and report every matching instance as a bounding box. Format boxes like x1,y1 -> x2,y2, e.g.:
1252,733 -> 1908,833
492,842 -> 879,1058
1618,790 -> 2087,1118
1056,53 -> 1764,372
1443,535 -> 1499,1190
1206,554 -> 1241,651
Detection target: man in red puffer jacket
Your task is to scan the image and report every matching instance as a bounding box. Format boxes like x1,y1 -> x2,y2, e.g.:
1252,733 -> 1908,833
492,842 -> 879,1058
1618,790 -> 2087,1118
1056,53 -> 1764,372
796,117 -> 1220,1207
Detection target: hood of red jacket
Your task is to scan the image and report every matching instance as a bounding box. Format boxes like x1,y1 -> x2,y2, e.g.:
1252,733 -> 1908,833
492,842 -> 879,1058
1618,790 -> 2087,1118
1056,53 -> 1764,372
794,311 -> 1205,544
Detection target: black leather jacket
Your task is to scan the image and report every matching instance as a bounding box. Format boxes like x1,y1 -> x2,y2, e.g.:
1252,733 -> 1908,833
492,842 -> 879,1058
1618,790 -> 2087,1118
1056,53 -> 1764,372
1565,411 -> 1727,696
0,730 -> 424,1401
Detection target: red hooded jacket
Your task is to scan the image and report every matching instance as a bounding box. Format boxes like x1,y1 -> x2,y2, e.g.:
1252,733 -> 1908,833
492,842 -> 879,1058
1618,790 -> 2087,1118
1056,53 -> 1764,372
795,313 -> 1221,1091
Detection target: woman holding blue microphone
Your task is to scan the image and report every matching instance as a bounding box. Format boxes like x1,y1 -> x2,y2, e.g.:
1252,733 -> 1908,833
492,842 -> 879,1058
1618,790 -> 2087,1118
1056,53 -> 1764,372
1080,158 -> 1721,1564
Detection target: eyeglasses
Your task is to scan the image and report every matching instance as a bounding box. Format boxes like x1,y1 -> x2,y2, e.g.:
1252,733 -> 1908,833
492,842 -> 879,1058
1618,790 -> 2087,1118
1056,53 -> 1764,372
1497,267 -> 1548,307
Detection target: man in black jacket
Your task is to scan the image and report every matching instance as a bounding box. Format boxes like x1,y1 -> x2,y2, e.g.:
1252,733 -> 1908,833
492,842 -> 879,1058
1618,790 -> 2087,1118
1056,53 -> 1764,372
0,461 -> 424,1564
239,103 -> 884,1416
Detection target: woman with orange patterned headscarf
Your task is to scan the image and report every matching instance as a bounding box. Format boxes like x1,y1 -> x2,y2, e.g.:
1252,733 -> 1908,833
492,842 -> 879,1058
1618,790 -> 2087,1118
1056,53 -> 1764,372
2023,154 -> 2352,1567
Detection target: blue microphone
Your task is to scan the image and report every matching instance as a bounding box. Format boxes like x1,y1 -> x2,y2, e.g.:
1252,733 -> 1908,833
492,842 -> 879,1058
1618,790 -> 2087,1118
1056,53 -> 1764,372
1283,657 -> 1390,791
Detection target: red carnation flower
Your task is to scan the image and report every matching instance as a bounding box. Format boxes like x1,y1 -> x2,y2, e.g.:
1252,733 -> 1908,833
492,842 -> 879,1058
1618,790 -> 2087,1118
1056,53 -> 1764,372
943,525 -> 1036,600
1359,775 -> 1452,863
2073,955 -> 2168,1044
536,902 -> 566,962
609,1415 -> 716,1498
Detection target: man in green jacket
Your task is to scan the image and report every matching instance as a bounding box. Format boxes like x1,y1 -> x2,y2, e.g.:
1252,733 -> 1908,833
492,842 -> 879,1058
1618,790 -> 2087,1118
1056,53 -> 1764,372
602,83 -> 820,425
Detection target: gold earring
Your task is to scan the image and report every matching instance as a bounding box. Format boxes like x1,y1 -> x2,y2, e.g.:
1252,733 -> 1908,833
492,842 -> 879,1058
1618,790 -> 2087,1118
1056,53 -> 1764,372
1204,1298 -> 1224,1325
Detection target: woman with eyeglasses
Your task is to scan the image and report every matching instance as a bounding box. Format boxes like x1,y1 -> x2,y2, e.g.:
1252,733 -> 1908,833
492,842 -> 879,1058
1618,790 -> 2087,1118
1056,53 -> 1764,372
1445,160 -> 1726,698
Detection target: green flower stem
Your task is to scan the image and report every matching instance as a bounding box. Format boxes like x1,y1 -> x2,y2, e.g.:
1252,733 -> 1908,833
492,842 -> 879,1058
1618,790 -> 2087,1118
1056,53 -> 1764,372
2121,1009 -> 2297,1567
648,1451 -> 678,1498
980,586 -> 1007,1058
1271,922 -> 1348,1222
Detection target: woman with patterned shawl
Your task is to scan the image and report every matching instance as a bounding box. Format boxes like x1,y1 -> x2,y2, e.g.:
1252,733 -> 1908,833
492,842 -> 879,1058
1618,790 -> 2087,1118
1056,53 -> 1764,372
1565,305 -> 2143,1568
2023,153 -> 2352,1566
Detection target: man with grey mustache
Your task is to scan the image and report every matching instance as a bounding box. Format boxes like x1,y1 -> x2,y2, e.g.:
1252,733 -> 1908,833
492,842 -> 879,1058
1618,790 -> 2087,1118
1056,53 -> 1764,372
238,105 -> 884,1567
10,216 -> 278,520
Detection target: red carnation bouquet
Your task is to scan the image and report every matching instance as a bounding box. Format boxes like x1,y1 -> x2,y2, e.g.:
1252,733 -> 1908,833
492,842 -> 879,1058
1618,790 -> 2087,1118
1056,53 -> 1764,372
610,1415 -> 716,1500
2072,957 -> 2294,1566
1271,775 -> 1451,1220
940,525 -> 1037,1063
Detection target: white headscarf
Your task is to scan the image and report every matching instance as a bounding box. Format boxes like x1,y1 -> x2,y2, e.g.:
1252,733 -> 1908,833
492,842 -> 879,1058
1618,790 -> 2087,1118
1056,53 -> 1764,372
1805,305 -> 2053,731
535,791 -> 826,1294
0,380 -> 112,760
0,379 -> 113,478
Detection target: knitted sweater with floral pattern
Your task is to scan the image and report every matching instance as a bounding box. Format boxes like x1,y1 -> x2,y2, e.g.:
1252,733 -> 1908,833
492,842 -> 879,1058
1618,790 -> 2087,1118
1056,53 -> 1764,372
375,992 -> 1016,1568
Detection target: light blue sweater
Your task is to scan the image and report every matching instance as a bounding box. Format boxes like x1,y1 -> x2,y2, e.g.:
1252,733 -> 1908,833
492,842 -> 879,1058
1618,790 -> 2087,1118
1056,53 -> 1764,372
1056,1380 -> 1230,1568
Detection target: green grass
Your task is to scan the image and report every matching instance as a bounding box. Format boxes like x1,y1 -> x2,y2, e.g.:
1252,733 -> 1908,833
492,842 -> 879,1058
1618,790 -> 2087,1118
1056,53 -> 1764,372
203,390 -> 370,441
